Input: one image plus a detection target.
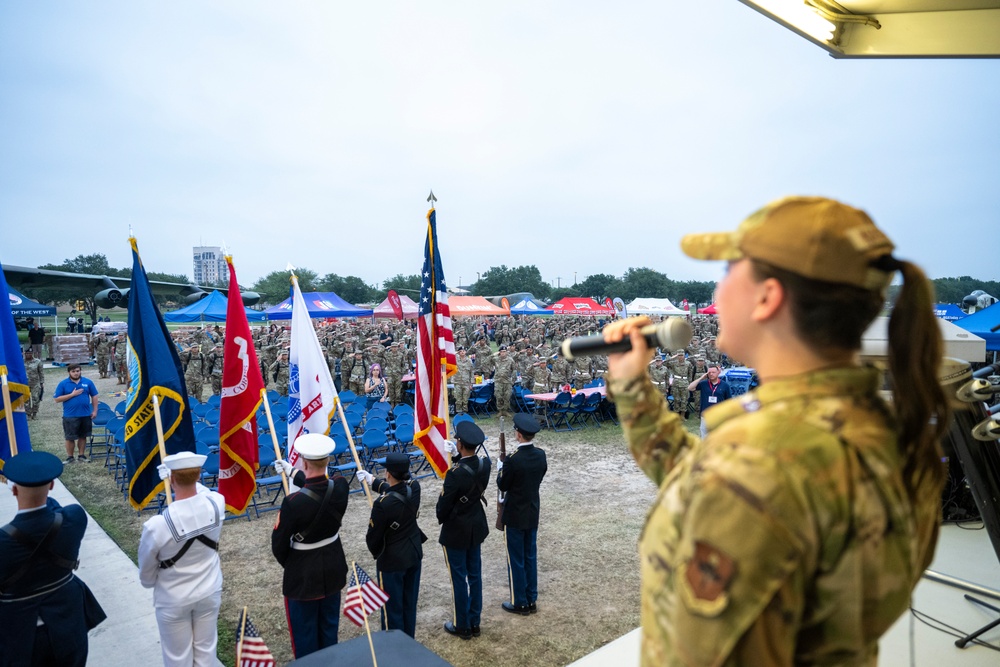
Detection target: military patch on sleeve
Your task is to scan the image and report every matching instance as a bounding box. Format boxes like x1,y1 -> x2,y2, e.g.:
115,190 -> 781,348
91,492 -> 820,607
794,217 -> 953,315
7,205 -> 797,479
680,540 -> 736,617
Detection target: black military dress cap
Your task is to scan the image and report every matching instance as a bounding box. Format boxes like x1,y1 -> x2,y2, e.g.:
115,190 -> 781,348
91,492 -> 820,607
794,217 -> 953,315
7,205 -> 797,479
4,451 -> 63,486
384,452 -> 411,480
455,421 -> 485,447
513,413 -> 541,435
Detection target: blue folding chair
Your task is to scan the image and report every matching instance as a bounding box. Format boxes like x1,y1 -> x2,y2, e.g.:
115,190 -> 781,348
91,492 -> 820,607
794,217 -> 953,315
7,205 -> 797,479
206,394 -> 221,409
469,383 -> 495,417
549,392 -> 575,431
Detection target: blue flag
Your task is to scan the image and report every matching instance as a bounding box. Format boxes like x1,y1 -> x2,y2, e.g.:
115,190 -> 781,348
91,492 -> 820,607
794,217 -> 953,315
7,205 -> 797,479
125,238 -> 196,509
0,260 -> 32,469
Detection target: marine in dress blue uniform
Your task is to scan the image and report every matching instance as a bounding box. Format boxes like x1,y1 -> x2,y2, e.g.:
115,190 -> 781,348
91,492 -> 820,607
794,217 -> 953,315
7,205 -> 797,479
271,434 -> 349,659
497,413 -> 547,615
0,451 -> 106,667
358,452 -> 425,638
437,421 -> 491,640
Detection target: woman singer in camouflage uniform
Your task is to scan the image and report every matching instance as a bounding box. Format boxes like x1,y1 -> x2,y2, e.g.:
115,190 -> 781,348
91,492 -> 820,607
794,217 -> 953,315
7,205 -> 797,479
605,196 -> 949,666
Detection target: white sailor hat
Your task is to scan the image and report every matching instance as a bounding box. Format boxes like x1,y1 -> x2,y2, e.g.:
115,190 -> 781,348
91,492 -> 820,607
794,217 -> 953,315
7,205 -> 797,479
163,451 -> 207,470
294,433 -> 335,460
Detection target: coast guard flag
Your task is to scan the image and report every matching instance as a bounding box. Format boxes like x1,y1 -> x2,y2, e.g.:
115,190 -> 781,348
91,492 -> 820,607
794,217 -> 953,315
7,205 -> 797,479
0,260 -> 31,469
218,256 -> 264,514
414,208 -> 456,478
287,271 -> 338,468
125,237 -> 196,510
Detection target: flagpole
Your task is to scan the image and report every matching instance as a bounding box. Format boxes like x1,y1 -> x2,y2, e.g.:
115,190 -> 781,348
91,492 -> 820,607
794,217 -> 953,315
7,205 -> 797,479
335,399 -> 373,507
440,366 -> 452,441
236,606 -> 248,666
151,393 -> 172,505
259,392 -> 289,495
352,561 -> 379,667
1,373 -> 18,458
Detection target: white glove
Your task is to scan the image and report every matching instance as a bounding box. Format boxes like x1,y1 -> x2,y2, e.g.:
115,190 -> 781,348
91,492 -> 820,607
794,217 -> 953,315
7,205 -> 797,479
496,460 -> 504,472
273,459 -> 294,477
445,440 -> 459,457
357,469 -> 375,486
157,464 -> 170,481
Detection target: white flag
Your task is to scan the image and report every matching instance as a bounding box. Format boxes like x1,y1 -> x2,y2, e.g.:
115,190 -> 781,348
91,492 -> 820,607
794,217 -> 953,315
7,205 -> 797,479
287,274 -> 339,467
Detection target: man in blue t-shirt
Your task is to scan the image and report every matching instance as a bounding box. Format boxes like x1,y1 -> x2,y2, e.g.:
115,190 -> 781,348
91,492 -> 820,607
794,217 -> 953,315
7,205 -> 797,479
53,364 -> 99,463
687,364 -> 732,439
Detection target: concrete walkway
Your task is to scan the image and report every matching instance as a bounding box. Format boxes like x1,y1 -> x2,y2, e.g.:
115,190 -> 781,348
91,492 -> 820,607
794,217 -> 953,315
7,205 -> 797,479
1,478 -> 163,665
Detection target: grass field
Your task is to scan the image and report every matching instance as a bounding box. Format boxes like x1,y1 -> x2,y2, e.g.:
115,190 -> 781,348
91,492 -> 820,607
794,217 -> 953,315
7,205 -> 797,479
26,363 -> 699,666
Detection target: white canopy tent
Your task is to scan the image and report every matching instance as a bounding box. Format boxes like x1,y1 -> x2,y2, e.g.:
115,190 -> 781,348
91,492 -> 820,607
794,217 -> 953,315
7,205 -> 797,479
625,298 -> 686,316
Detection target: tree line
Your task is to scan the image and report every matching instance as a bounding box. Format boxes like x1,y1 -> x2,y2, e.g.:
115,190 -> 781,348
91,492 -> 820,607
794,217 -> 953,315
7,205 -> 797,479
16,254 -> 1000,310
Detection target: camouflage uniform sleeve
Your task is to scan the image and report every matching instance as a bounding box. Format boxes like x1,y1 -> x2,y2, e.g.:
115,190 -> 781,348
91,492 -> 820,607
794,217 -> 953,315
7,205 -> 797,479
607,374 -> 698,486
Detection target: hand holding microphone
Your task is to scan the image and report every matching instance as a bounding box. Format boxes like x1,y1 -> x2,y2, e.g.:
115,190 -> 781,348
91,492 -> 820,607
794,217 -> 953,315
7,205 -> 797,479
588,317 -> 693,385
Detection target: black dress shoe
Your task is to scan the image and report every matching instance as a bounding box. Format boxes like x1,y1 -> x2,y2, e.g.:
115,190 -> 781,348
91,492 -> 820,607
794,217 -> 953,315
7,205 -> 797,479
528,602 -> 537,614
471,625 -> 481,637
444,621 -> 471,640
502,601 -> 530,616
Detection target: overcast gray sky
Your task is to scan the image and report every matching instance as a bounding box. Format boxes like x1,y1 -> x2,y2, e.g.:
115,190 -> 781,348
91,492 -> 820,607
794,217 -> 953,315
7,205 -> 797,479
2,1 -> 998,292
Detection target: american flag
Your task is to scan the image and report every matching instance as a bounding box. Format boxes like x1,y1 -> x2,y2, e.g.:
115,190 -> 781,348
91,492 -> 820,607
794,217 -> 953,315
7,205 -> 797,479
414,208 -> 456,478
344,564 -> 390,627
236,609 -> 276,667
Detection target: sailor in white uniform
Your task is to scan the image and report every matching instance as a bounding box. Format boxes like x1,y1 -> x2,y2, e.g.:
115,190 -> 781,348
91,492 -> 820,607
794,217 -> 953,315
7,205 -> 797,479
138,452 -> 226,667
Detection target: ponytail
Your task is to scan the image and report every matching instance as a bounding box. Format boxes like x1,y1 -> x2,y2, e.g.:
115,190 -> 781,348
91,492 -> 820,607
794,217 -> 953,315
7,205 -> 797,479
886,260 -> 949,500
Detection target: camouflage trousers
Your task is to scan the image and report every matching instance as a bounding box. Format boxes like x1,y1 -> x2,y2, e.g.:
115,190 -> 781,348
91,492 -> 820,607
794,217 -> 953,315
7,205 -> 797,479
116,359 -> 127,384
96,353 -> 109,378
349,376 -> 365,396
275,380 -> 288,397
211,374 -> 222,396
495,381 -> 513,417
453,383 -> 471,414
26,384 -> 43,419
386,375 -> 402,404
186,375 -> 204,402
671,381 -> 690,414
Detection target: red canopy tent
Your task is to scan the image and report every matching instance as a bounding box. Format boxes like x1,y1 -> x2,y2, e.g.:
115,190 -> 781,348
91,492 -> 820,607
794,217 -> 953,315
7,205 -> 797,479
698,304 -> 718,315
549,297 -> 614,316
373,294 -> 419,319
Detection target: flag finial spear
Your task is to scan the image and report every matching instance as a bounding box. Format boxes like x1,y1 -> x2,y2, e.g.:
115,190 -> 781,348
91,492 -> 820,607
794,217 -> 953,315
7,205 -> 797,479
427,190 -> 437,206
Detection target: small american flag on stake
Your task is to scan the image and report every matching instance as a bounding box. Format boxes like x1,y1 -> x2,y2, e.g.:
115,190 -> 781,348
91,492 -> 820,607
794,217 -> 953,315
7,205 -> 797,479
235,607 -> 276,667
344,564 -> 389,627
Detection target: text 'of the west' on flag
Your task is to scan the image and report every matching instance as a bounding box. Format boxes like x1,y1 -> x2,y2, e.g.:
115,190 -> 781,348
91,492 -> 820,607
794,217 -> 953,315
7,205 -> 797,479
218,255 -> 264,514
344,564 -> 389,627
414,208 -> 457,478
0,259 -> 32,467
236,609 -> 276,667
287,271 -> 338,467
124,237 -> 197,510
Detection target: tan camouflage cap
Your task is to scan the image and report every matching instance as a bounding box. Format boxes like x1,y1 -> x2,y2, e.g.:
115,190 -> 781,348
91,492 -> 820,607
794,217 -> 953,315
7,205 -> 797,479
680,196 -> 896,290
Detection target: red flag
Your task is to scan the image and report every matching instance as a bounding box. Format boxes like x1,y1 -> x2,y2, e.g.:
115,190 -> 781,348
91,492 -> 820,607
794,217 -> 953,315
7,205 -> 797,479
414,208 -> 456,478
219,256 -> 265,514
387,289 -> 404,321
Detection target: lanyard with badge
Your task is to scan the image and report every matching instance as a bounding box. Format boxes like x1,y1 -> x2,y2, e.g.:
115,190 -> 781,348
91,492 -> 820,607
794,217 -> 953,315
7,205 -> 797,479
707,380 -> 720,404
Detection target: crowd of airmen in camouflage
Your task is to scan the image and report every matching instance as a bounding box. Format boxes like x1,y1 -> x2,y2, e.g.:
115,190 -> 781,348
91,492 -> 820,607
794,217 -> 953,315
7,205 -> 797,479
22,314 -> 726,422
119,314 -> 727,419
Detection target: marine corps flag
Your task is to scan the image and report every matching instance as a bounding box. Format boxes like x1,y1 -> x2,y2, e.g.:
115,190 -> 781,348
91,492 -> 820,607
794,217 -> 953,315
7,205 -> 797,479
414,207 -> 456,477
218,255 -> 264,514
0,259 -> 31,470
125,237 -> 196,510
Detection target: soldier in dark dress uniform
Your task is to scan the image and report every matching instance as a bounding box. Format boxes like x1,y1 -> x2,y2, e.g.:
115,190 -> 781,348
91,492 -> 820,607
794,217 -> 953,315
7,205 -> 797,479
357,453 -> 425,638
271,434 -> 349,659
0,451 -> 106,667
497,413 -> 547,615
437,421 -> 491,640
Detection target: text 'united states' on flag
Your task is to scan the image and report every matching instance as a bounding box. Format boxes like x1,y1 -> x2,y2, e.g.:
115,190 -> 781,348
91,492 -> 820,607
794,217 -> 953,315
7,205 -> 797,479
413,207 -> 456,478
344,564 -> 389,627
236,608 -> 276,667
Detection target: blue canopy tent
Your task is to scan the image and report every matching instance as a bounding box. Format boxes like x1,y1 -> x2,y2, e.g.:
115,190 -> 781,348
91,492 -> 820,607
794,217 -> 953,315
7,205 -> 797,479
265,292 -> 373,320
510,298 -> 553,315
163,290 -> 266,323
933,303 -> 966,322
954,302 -> 1000,351
8,286 -> 56,317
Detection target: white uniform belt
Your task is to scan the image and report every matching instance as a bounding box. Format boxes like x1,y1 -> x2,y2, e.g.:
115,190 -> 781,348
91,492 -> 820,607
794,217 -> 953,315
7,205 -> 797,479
290,532 -> 339,550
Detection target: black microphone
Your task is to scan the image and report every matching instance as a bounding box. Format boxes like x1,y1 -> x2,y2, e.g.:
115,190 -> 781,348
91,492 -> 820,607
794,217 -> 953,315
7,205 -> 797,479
955,378 -> 1000,403
560,318 -> 693,361
972,363 -> 1000,379
972,416 -> 1000,441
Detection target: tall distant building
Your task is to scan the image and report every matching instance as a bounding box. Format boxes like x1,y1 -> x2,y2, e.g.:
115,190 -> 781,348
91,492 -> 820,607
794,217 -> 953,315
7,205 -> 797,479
192,246 -> 226,285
